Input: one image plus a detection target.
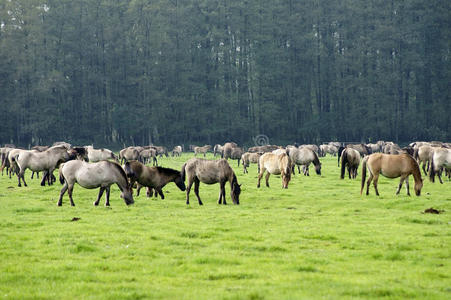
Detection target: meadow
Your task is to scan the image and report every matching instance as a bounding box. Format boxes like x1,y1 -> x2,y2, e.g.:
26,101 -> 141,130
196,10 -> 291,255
0,154 -> 449,299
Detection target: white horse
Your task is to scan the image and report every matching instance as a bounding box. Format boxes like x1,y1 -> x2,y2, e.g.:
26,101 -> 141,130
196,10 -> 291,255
58,160 -> 134,206
14,145 -> 75,187
429,148 -> 451,184
86,145 -> 117,163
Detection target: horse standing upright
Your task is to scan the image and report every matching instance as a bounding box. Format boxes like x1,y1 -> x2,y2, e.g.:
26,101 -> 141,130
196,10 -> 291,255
288,147 -> 321,176
361,153 -> 423,196
428,148 -> 451,184
340,148 -> 360,179
181,158 -> 241,205
257,153 -> 292,188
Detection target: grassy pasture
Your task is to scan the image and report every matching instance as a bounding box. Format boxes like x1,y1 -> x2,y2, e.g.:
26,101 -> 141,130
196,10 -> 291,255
0,154 -> 450,299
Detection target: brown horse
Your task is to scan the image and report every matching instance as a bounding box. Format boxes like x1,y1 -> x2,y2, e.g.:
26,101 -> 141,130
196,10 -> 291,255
241,152 -> 262,173
340,148 -> 360,179
181,158 -> 241,205
257,153 -> 292,188
123,160 -> 185,199
361,153 -> 423,196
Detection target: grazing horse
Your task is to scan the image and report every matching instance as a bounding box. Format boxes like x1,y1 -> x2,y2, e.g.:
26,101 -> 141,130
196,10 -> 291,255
120,147 -> 141,163
230,147 -> 244,166
257,153 -> 292,188
361,153 -> 423,196
241,152 -> 262,173
86,146 -> 117,162
58,160 -> 134,206
172,146 -> 182,157
14,145 -> 76,187
140,148 -> 158,166
123,160 -> 185,199
340,148 -> 360,179
222,142 -> 238,159
288,147 -> 321,176
428,148 -> 451,184
194,145 -> 211,157
181,158 -> 241,205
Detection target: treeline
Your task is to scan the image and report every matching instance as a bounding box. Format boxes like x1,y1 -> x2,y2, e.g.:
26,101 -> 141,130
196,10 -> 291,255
0,0 -> 449,148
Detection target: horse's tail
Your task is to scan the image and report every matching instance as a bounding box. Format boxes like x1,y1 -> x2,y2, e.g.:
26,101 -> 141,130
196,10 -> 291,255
180,163 -> 187,182
340,149 -> 347,179
59,163 -> 65,184
428,153 -> 435,182
360,156 -> 368,195
413,147 -> 419,162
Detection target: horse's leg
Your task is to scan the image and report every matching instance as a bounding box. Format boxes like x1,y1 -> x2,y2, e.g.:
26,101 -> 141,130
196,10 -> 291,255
257,168 -> 265,188
366,173 -> 374,195
438,170 -> 444,184
297,165 -> 301,174
156,188 -> 164,199
222,181 -> 227,205
136,183 -> 142,196
20,169 -> 27,187
396,175 -> 406,195
218,181 -> 225,204
146,187 -> 151,197
94,187 -> 105,206
186,178 -> 194,205
405,176 -> 410,196
40,171 -> 47,186
57,182 -> 68,206
31,171 -> 34,179
373,173 -> 380,196
265,172 -> 271,187
68,184 -> 75,206
193,178 -> 203,205
104,187 -> 111,206
422,162 -> 427,176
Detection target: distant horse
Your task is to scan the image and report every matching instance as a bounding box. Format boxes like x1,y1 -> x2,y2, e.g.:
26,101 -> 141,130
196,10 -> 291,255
14,145 -> 76,187
413,145 -> 436,176
58,160 -> 134,206
172,146 -> 182,157
120,147 -> 141,163
428,148 -> 451,184
140,148 -> 158,166
257,153 -> 292,189
241,152 -> 262,173
123,160 -> 185,199
194,145 -> 211,157
272,148 -> 288,156
338,144 -> 371,166
340,148 -> 360,179
153,146 -> 168,158
213,144 -> 224,157
181,158 -> 241,205
230,147 -> 244,166
222,142 -> 238,159
289,147 -> 321,176
86,146 -> 117,162
361,153 -> 423,196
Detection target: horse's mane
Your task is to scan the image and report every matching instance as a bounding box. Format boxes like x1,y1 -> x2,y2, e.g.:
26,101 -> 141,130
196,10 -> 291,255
312,150 -> 320,165
156,166 -> 180,176
109,161 -> 129,186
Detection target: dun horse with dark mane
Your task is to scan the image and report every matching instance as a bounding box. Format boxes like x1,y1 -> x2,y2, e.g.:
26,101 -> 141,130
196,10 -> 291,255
181,158 -> 241,205
361,153 -> 423,196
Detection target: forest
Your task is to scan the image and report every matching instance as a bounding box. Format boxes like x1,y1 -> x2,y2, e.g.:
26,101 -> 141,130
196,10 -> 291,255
0,0 -> 449,148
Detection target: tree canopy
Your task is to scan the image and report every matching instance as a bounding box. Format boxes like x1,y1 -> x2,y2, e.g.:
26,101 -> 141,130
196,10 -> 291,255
0,0 -> 449,148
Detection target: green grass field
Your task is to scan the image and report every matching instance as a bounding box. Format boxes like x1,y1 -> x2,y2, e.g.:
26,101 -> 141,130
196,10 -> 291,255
0,154 -> 450,299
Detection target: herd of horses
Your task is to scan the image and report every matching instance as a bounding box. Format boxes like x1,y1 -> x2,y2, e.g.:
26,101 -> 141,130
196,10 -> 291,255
0,140 -> 450,206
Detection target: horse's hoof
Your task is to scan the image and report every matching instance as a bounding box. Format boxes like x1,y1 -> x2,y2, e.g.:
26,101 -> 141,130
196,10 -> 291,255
93,202 -> 99,206
57,203 -> 62,206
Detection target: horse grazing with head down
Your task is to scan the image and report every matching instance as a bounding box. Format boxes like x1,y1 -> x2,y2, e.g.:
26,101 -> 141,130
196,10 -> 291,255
58,160 -> 134,206
257,152 -> 292,188
361,153 -> 423,196
288,147 -> 321,176
123,160 -> 185,199
181,158 -> 241,205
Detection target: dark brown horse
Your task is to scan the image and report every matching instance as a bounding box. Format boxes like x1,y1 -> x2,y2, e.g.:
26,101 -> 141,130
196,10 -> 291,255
123,160 -> 185,199
340,148 -> 360,179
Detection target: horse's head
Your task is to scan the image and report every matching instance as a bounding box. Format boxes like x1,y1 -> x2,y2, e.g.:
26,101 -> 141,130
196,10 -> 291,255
231,180 -> 241,205
175,173 -> 186,191
414,178 -> 423,196
315,162 -> 322,175
120,185 -> 135,205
